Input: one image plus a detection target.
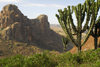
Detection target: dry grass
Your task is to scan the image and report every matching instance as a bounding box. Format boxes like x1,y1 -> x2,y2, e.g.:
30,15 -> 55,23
0,40 -> 43,58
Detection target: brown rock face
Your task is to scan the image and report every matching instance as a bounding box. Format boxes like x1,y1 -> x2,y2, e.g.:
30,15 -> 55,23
37,15 -> 50,33
0,4 -> 63,52
0,4 -> 27,28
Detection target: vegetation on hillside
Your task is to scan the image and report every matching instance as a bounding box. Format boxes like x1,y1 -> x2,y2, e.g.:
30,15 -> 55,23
1,49 -> 100,67
0,40 -> 43,58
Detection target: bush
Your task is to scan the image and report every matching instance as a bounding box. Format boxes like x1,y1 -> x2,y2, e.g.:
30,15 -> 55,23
0,51 -> 57,67
1,49 -> 100,67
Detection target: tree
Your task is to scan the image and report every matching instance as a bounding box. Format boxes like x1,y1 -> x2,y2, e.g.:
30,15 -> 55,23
56,0 -> 99,52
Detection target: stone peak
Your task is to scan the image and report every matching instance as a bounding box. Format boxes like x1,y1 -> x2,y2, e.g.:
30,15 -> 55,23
3,4 -> 18,11
37,14 -> 48,22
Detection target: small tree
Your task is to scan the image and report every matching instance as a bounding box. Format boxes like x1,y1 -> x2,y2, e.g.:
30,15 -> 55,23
56,0 -> 99,52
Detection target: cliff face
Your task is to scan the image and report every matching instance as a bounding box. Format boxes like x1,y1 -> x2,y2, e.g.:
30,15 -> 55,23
0,4 -> 63,52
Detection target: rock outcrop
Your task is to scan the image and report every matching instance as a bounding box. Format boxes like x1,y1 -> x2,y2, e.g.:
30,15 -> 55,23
0,4 -> 63,52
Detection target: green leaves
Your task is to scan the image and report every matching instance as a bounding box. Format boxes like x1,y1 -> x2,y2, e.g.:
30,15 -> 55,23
2,48 -> 100,66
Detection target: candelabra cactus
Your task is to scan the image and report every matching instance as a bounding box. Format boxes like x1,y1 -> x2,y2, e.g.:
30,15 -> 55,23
90,17 -> 100,49
87,0 -> 100,49
56,0 -> 99,52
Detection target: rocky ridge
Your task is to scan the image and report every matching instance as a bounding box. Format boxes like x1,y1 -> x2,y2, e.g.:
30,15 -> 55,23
0,4 -> 64,52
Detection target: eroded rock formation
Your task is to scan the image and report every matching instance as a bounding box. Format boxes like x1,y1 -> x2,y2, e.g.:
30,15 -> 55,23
0,4 -> 63,52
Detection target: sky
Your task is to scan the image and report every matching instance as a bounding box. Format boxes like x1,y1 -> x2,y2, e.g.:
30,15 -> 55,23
0,0 -> 99,24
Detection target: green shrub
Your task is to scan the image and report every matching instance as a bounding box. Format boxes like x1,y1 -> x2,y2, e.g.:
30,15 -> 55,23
0,55 -> 25,67
1,49 -> 100,67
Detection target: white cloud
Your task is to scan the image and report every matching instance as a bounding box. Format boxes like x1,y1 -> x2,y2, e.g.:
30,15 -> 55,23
0,0 -> 21,2
23,3 -> 65,8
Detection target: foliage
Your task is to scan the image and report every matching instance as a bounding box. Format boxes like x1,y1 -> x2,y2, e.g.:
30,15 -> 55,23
1,49 -> 100,67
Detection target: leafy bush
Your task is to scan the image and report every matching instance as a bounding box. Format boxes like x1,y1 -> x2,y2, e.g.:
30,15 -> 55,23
1,49 -> 100,67
0,51 -> 57,67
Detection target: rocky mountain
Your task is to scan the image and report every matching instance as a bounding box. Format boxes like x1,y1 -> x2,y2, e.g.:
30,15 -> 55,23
0,4 -> 64,52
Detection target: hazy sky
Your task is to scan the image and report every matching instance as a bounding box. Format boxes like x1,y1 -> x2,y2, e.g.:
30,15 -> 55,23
0,0 -> 99,24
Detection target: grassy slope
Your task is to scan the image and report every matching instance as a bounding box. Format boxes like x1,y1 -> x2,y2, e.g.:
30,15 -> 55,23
0,40 -> 43,58
0,48 -> 100,67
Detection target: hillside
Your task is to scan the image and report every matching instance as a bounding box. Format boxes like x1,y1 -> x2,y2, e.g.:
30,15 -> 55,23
70,36 -> 100,53
50,24 -> 65,36
0,40 -> 42,58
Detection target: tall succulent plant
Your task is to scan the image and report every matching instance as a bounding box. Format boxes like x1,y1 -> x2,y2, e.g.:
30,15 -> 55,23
87,0 -> 100,49
56,0 -> 99,52
90,17 -> 100,49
